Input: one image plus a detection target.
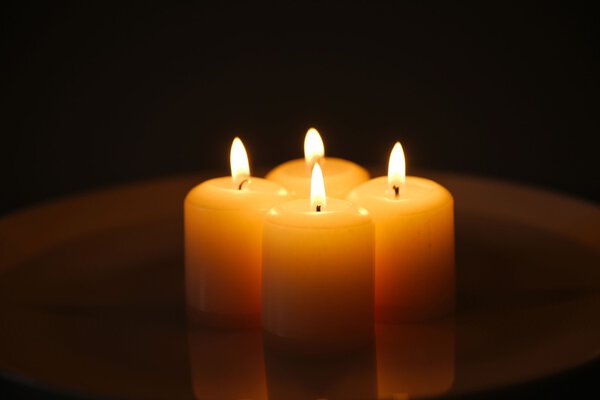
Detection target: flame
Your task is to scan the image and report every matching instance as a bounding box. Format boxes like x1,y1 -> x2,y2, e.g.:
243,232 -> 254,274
388,142 -> 406,197
304,128 -> 325,167
310,162 -> 327,212
230,137 -> 250,189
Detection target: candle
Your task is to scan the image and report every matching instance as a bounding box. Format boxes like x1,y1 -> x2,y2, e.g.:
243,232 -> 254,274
262,163 -> 375,355
185,137 -> 289,328
347,142 -> 455,322
266,128 -> 369,198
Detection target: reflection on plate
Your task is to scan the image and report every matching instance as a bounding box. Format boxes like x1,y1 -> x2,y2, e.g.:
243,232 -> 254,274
188,319 -> 454,400
0,171 -> 598,399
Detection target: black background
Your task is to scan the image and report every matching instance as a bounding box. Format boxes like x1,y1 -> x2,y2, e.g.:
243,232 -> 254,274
1,2 -> 598,215
1,2 -> 599,399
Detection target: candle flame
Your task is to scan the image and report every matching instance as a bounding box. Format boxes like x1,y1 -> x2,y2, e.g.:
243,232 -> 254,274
304,128 -> 325,167
388,141 -> 406,197
230,137 -> 250,189
310,162 -> 327,212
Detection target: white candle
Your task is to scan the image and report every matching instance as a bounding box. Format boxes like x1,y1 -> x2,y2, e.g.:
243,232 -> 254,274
266,128 -> 369,198
185,138 -> 289,328
262,163 -> 375,355
347,142 -> 455,322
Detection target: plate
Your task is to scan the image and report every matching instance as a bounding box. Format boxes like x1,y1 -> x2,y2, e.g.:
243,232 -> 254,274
0,171 -> 599,399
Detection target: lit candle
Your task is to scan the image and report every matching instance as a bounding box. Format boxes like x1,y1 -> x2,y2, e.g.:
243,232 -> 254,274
347,142 -> 455,322
262,163 -> 375,355
185,137 -> 289,328
266,128 -> 369,198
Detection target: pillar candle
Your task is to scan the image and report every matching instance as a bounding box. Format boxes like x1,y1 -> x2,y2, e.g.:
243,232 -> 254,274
262,163 -> 375,355
347,142 -> 455,322
266,128 -> 369,198
185,138 -> 289,328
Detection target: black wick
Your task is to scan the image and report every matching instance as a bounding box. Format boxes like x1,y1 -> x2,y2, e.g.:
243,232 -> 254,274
316,204 -> 322,212
393,185 -> 400,198
238,179 -> 249,190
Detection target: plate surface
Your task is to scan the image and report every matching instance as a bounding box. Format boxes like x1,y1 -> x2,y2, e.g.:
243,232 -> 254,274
0,172 -> 599,399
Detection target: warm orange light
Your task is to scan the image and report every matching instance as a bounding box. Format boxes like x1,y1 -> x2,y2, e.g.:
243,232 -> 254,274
310,162 -> 327,212
388,142 -> 406,197
304,128 -> 325,167
230,137 -> 250,189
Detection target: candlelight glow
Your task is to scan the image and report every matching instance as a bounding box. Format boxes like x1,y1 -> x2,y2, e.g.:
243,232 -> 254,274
388,142 -> 406,197
310,162 -> 327,211
304,128 -> 325,167
230,137 -> 250,189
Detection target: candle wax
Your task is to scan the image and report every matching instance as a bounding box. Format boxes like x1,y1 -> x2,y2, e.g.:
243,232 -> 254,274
266,157 -> 369,198
185,177 -> 288,328
261,197 -> 375,355
348,176 -> 455,322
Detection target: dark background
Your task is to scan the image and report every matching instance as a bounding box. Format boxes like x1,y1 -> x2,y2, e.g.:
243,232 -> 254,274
1,2 -> 598,399
1,2 -> 598,215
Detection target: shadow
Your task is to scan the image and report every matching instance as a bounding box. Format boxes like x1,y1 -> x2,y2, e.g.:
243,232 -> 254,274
188,320 -> 456,400
451,210 -> 600,395
0,220 -> 194,399
189,325 -> 378,400
376,319 -> 455,399
264,344 -> 378,400
455,210 -> 600,314
2,176 -> 599,398
188,327 -> 268,400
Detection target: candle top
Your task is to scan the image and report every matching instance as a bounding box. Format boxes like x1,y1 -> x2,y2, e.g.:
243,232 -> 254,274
347,176 -> 453,214
266,198 -> 372,228
186,177 -> 288,210
269,157 -> 365,178
266,157 -> 370,198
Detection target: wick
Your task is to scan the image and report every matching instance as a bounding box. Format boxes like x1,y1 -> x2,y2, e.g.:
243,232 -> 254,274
316,204 -> 321,212
238,179 -> 249,190
393,185 -> 400,198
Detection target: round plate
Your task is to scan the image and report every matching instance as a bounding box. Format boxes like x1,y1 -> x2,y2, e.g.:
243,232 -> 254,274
0,172 -> 599,399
